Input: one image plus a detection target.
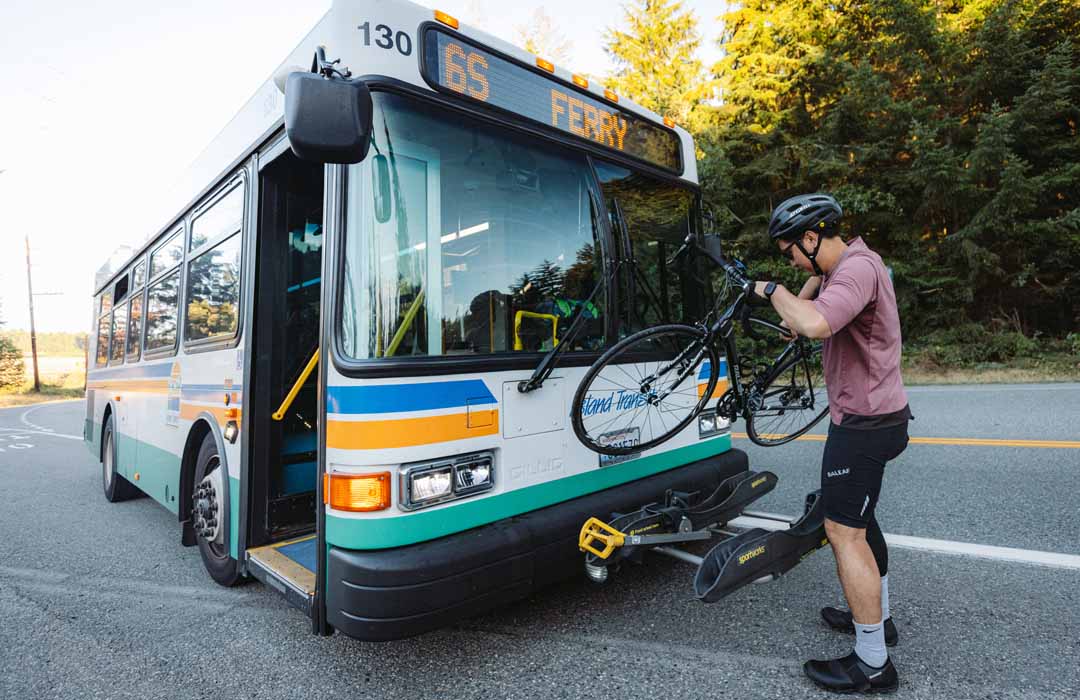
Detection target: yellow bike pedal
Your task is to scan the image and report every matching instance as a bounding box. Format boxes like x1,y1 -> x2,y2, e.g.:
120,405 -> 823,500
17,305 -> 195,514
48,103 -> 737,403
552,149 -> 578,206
579,517 -> 626,559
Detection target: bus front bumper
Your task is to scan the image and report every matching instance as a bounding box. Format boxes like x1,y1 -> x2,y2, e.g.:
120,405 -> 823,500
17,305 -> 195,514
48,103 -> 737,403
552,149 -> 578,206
326,446 -> 749,641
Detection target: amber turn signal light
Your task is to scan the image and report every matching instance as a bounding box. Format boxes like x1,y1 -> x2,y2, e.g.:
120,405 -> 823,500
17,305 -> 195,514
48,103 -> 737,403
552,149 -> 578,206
434,10 -> 459,29
324,472 -> 392,512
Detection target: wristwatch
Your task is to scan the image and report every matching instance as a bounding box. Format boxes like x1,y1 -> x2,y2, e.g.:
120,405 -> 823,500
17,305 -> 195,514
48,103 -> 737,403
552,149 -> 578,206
763,281 -> 778,299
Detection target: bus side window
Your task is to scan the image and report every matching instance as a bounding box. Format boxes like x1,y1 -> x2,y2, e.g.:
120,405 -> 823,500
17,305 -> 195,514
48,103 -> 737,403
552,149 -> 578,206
145,272 -> 180,353
96,314 -> 110,367
127,294 -> 143,362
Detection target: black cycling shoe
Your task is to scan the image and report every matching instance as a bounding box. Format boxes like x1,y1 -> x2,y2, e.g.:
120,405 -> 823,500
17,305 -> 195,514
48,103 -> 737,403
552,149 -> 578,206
821,607 -> 898,647
804,651 -> 898,694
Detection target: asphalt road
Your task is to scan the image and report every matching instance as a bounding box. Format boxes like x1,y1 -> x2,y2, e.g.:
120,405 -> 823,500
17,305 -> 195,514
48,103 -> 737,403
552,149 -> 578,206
1,387 -> 1078,700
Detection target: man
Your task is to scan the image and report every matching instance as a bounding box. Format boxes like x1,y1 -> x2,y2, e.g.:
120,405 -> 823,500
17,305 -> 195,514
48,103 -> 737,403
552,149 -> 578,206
753,193 -> 912,694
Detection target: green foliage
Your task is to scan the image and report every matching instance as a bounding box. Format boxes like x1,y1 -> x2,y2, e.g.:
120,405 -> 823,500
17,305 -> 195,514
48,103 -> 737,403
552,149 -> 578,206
603,0 -> 715,131
684,0 -> 1080,340
907,323 -> 1038,367
0,304 -> 26,389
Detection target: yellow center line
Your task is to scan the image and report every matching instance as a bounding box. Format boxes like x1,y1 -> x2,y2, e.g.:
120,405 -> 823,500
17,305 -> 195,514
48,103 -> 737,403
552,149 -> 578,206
732,433 -> 1080,449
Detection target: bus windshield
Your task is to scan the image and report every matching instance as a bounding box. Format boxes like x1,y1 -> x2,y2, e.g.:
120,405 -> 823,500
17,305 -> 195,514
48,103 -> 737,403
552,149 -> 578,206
340,91 -> 606,359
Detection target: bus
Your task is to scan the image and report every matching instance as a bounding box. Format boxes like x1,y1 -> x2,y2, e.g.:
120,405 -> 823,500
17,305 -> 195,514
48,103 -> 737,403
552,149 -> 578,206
84,0 -> 747,641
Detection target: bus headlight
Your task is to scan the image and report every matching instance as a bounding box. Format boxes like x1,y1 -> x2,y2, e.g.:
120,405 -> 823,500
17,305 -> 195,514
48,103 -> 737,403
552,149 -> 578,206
454,455 -> 493,494
401,452 -> 495,510
409,466 -> 453,504
698,409 -> 723,438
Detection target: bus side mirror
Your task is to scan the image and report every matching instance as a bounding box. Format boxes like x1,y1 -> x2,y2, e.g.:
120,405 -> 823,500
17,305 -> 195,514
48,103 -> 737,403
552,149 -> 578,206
284,72 -> 373,164
373,154 -> 392,223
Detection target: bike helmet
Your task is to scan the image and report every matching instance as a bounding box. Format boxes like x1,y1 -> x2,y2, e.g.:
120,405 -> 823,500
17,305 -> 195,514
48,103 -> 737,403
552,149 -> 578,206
768,193 -> 843,241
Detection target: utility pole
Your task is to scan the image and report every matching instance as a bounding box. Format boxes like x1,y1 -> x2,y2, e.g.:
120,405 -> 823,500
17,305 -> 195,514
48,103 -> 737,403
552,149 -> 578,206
24,234 -> 40,392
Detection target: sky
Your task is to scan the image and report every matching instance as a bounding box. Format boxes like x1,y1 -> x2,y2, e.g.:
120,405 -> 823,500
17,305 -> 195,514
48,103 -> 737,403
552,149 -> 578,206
0,0 -> 724,333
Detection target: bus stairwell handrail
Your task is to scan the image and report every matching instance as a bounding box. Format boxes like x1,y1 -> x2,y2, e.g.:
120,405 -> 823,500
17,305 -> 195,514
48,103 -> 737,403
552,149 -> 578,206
273,349 -> 320,422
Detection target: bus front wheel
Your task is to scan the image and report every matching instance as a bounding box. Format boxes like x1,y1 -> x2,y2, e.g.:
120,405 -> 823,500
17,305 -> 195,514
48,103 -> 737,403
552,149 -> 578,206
102,417 -> 139,503
192,433 -> 241,586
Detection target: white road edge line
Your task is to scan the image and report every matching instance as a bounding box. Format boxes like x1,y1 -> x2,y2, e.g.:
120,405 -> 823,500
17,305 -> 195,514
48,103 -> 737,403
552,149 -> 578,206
729,514 -> 1080,571
19,402 -> 62,432
0,427 -> 82,441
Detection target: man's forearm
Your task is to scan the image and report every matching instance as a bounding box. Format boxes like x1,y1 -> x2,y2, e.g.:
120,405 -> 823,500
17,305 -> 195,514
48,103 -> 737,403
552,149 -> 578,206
769,285 -> 832,338
797,276 -> 822,300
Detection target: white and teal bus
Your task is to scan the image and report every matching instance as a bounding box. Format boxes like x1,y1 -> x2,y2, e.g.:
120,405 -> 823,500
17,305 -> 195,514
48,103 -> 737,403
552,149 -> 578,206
84,0 -> 744,641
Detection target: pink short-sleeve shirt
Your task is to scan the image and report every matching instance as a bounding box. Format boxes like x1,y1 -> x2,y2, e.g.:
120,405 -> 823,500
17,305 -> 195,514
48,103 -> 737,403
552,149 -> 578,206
812,237 -> 908,425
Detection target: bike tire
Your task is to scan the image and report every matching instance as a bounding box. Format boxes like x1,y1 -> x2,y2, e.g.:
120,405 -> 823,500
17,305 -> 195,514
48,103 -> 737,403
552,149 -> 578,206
745,342 -> 829,447
572,324 -> 719,456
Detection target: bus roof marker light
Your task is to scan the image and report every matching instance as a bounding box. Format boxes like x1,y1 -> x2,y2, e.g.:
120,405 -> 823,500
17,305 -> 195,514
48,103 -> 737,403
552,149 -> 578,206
664,116 -> 676,128
324,472 -> 392,512
434,10 -> 459,29
536,57 -> 555,73
572,74 -> 588,89
604,89 -> 618,103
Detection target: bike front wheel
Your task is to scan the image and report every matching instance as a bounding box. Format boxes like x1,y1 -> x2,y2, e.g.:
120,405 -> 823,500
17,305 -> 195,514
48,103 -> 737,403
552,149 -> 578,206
745,341 -> 829,446
572,324 -> 719,456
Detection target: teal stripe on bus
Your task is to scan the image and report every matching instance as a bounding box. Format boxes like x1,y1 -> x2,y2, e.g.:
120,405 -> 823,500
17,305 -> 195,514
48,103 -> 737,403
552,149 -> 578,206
325,435 -> 732,550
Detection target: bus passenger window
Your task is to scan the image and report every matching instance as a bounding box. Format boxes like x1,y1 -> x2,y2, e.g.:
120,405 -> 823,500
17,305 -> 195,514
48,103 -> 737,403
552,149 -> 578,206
96,315 -> 110,367
185,233 -> 242,343
127,295 -> 143,361
150,231 -> 183,279
145,272 -> 180,353
110,305 -> 127,364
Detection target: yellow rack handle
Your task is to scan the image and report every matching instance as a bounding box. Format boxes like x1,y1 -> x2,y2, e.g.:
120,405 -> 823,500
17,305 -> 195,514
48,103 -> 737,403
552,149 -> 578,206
578,517 -> 626,560
272,349 -> 319,422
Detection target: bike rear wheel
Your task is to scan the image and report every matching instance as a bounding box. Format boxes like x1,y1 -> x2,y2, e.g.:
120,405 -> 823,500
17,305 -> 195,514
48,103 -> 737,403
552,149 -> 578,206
745,342 -> 829,446
572,324 -> 719,456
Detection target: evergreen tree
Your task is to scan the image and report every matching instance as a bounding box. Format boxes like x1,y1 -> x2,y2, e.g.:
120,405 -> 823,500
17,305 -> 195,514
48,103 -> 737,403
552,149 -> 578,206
603,0 -> 713,131
0,302 -> 26,389
700,0 -> 1080,336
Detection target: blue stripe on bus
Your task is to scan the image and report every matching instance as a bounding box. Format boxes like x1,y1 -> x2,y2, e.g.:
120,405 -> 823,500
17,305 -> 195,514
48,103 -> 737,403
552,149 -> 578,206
327,380 -> 497,415
698,358 -> 728,380
86,362 -> 175,381
180,385 -> 245,404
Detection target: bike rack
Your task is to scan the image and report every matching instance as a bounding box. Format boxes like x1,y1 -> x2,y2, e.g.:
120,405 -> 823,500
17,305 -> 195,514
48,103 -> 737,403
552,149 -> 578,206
578,474 -> 828,602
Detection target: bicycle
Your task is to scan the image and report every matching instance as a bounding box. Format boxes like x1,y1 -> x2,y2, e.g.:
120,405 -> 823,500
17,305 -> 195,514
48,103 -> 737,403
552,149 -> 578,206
571,232 -> 829,455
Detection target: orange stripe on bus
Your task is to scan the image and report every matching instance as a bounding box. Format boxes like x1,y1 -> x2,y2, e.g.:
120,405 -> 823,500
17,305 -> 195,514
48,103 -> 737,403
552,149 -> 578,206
698,379 -> 729,400
179,404 -> 241,424
87,380 -> 169,393
327,411 -> 499,450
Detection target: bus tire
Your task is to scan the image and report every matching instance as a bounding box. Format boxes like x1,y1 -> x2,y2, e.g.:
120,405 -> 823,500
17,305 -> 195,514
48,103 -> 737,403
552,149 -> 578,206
102,417 -> 139,503
192,433 -> 241,586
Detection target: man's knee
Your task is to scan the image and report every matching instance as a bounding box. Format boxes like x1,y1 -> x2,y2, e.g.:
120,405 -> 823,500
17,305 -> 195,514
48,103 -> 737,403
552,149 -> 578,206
825,517 -> 866,546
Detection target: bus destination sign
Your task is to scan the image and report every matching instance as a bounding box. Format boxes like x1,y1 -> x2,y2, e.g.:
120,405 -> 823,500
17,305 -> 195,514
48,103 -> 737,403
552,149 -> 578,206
422,28 -> 682,172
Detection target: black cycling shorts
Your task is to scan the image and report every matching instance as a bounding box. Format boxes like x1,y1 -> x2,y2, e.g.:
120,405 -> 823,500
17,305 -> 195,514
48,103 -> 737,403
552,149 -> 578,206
820,421 -> 909,528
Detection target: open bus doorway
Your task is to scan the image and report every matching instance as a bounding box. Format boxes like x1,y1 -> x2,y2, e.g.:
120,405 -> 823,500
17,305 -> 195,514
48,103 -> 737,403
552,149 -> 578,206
249,150 -> 324,549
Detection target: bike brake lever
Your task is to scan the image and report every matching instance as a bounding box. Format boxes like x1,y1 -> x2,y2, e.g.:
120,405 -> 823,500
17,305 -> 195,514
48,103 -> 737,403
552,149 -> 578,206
666,242 -> 689,266
739,304 -> 763,341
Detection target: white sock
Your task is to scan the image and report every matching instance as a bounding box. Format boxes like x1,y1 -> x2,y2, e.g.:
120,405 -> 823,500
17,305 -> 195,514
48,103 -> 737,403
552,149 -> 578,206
881,574 -> 890,620
854,619 -> 888,667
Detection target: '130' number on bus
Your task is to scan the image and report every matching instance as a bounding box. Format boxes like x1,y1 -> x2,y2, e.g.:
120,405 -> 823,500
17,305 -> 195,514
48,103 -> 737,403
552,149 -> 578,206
358,22 -> 412,56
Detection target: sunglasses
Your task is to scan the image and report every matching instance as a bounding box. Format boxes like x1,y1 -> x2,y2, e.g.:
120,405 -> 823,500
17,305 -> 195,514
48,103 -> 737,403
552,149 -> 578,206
781,238 -> 801,260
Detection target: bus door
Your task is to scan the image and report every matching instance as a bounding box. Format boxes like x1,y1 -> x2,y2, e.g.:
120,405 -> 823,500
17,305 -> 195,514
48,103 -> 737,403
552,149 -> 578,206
247,149 -> 325,558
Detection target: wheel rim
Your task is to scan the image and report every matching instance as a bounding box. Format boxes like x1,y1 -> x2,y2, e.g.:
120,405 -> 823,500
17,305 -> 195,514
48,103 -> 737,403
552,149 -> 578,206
103,432 -> 114,489
193,455 -> 226,559
748,347 -> 828,445
576,327 -> 715,455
